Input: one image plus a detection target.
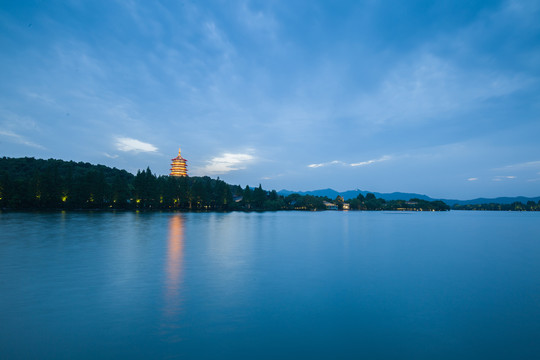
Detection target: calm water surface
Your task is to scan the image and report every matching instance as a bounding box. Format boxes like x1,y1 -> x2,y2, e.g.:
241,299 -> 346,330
1,211 -> 539,359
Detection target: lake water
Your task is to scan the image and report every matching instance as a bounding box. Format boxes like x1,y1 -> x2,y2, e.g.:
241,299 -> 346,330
1,210 -> 539,359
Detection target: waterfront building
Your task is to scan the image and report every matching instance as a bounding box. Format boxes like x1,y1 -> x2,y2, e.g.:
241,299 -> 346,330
170,148 -> 188,177
323,201 -> 338,210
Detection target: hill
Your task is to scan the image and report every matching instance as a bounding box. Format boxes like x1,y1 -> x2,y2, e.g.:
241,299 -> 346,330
0,157 -> 240,210
0,157 -> 310,211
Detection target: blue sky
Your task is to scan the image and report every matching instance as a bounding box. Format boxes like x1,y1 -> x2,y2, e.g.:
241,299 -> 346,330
1,0 -> 539,199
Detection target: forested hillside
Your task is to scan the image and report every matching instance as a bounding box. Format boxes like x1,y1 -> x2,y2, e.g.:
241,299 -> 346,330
0,157 -> 274,210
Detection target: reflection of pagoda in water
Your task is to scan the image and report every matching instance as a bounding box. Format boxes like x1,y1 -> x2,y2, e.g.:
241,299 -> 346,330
163,214 -> 184,322
170,148 -> 188,177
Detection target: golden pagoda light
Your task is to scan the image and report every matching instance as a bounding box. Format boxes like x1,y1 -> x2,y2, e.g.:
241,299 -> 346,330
170,148 -> 188,177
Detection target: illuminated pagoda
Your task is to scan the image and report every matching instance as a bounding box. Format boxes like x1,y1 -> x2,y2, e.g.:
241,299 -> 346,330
170,148 -> 188,177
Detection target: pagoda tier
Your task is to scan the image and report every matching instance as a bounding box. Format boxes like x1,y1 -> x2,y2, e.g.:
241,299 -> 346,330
170,148 -> 188,177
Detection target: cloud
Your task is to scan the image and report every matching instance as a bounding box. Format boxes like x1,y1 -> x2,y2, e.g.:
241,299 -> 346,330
260,173 -> 284,180
308,156 -> 391,168
493,160 -> 540,171
115,137 -> 158,153
348,50 -> 534,130
493,175 -> 517,181
0,130 -> 46,149
103,152 -> 119,159
236,2 -> 278,37
467,178 -> 478,181
204,21 -> 235,60
350,155 -> 392,167
193,153 -> 254,175
308,160 -> 346,168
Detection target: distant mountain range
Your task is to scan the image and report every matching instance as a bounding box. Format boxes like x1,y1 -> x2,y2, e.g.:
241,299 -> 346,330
277,188 -> 540,206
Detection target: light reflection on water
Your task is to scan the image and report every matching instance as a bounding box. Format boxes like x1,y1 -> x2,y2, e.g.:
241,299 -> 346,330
162,214 -> 184,341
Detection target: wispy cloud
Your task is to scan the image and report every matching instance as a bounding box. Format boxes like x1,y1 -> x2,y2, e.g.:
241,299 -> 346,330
260,173 -> 284,180
204,21 -> 235,60
115,137 -> 158,153
493,175 -> 517,181
193,152 -> 254,175
308,160 -> 346,168
237,2 -> 278,38
493,160 -> 540,171
0,130 -> 46,149
467,177 -> 478,181
103,152 -> 119,159
351,155 -> 392,167
308,156 -> 391,168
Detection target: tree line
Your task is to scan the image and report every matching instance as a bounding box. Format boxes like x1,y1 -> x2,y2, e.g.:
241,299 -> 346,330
452,202 -> 540,211
1,157 -> 450,211
330,193 -> 450,211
